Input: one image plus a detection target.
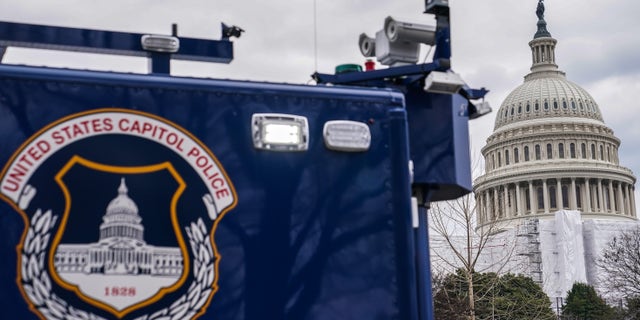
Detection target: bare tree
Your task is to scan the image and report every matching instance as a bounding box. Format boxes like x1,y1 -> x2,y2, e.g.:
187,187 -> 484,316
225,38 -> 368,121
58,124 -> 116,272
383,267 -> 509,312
429,192 -> 519,320
597,226 -> 640,298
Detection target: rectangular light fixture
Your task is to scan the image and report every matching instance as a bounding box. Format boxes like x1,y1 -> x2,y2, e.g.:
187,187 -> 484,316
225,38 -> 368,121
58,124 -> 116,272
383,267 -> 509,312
424,71 -> 464,94
141,35 -> 180,53
323,120 -> 371,152
252,113 -> 308,151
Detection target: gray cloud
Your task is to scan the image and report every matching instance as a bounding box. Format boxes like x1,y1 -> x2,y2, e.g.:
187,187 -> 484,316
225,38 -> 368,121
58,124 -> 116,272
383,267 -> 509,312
1,0 -> 639,186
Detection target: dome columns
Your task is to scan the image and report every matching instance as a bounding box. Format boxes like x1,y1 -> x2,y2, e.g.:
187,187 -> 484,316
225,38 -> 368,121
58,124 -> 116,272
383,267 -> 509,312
584,179 -> 592,212
530,38 -> 558,72
475,177 -> 637,227
491,188 -> 501,219
570,178 -> 577,209
503,186 -> 509,218
515,183 -> 523,216
556,179 -> 563,210
597,179 -> 605,213
542,180 -> 549,214
529,181 -> 537,214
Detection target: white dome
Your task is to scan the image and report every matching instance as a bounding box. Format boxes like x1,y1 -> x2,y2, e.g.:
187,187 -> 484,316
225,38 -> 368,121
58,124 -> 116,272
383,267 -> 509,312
494,76 -> 603,130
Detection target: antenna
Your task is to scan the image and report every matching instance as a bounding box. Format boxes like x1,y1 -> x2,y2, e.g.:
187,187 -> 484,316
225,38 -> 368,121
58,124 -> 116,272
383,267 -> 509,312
313,0 -> 319,72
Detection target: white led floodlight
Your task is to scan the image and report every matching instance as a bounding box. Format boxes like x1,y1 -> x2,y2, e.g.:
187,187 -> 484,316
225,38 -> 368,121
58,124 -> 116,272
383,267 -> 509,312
252,113 -> 309,151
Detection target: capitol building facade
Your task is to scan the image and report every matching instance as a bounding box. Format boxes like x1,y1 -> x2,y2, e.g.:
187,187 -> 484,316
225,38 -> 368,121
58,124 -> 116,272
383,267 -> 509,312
473,11 -> 636,229
471,0 -> 637,303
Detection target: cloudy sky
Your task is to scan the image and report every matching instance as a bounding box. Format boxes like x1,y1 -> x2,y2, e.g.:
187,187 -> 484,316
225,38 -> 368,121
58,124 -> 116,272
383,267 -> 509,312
2,0 -> 640,183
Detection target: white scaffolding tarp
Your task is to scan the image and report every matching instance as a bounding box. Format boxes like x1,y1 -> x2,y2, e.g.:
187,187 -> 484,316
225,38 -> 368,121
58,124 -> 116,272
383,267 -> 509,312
543,211 -> 587,297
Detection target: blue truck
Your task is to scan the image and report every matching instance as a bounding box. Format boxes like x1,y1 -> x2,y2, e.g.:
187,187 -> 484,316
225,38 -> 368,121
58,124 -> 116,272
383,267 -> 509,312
0,2 -> 488,319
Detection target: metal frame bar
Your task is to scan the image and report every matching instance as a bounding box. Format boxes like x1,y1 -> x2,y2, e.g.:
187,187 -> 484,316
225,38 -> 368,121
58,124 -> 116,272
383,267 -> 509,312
0,21 -> 234,73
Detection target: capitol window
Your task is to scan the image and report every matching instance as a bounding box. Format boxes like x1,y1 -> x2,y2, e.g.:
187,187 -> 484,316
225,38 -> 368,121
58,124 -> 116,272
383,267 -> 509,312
562,99 -> 567,109
535,144 -> 541,160
514,148 -> 519,163
535,101 -> 540,111
524,146 -> 530,161
544,100 -> 549,110
570,143 -> 576,158
526,103 -> 531,112
553,99 -> 558,109
581,143 -> 587,159
558,143 -> 565,159
549,186 -> 557,209
546,143 -> 553,159
505,150 -> 510,165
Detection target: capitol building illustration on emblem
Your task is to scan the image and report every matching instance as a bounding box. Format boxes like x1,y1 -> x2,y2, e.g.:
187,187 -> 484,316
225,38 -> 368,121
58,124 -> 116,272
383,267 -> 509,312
53,178 -> 184,310
471,0 -> 637,304
55,178 -> 183,276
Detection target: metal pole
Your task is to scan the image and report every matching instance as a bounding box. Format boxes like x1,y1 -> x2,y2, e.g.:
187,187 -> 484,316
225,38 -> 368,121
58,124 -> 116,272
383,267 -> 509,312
414,187 -> 435,320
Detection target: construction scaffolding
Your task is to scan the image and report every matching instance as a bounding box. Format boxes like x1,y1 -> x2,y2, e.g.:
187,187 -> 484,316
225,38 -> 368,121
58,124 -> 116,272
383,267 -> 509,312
517,218 -> 543,284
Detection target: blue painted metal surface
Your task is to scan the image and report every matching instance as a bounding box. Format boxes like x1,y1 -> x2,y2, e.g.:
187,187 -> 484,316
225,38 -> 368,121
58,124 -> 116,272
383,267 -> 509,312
404,89 -> 473,201
416,204 -> 436,318
0,64 -> 419,319
312,78 -> 476,201
0,21 -> 234,73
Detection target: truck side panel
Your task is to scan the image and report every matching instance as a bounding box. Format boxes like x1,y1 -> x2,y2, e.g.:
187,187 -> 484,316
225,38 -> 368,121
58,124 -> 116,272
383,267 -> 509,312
0,65 -> 416,320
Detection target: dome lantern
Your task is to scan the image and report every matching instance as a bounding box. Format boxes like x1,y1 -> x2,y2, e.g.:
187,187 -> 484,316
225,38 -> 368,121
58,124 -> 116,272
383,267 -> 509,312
527,0 -> 562,79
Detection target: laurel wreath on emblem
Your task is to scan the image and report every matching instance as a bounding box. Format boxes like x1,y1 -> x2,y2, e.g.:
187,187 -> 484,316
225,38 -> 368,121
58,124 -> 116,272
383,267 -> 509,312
21,209 -> 215,320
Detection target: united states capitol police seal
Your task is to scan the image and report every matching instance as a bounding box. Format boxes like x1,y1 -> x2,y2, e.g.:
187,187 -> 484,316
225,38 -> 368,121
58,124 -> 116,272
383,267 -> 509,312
0,108 -> 237,319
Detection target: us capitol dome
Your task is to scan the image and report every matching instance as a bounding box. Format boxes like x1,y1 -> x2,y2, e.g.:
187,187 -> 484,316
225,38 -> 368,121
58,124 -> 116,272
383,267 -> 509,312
473,0 -> 636,229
